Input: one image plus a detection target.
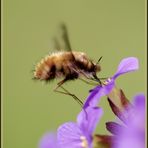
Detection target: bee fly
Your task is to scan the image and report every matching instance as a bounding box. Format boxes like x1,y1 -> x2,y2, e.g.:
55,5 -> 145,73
33,24 -> 103,106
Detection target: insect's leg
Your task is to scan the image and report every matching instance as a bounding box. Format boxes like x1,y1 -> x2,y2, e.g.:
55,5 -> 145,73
54,87 -> 83,107
92,74 -> 102,85
77,67 -> 108,85
71,68 -> 98,85
57,78 -> 67,87
79,78 -> 98,86
76,69 -> 101,84
61,86 -> 83,106
99,77 -> 108,80
55,85 -> 87,117
72,68 -> 90,79
79,70 -> 108,85
78,70 -> 90,79
54,78 -> 66,92
54,79 -> 83,107
53,78 -> 68,93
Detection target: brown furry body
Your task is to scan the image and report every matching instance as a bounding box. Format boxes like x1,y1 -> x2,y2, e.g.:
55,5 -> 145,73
34,51 -> 101,81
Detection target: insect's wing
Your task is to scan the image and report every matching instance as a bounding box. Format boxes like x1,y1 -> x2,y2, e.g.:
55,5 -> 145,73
52,23 -> 72,51
50,23 -> 76,65
52,37 -> 61,51
50,24 -> 71,51
58,23 -> 72,51
53,23 -> 76,60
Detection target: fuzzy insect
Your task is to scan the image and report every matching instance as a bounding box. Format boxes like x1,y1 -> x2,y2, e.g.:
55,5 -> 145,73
34,51 -> 101,84
33,24 -> 102,106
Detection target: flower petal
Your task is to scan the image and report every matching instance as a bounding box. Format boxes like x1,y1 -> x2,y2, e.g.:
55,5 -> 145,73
133,94 -> 145,110
106,122 -> 125,135
84,57 -> 138,109
77,106 -> 103,134
110,94 -> 145,148
38,132 -> 58,148
128,94 -> 145,130
84,80 -> 115,108
113,126 -> 145,148
113,57 -> 139,79
107,98 -> 128,124
57,122 -> 86,148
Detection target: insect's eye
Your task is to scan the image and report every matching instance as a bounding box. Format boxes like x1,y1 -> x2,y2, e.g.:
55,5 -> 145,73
95,65 -> 101,72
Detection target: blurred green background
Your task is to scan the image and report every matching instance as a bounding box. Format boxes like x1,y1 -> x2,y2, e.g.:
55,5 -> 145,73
3,0 -> 146,148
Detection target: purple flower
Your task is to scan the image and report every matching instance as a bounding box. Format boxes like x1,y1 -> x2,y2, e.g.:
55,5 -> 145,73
39,107 -> 103,148
38,57 -> 140,148
106,94 -> 145,148
38,132 -> 58,148
84,57 -> 139,108
57,106 -> 103,148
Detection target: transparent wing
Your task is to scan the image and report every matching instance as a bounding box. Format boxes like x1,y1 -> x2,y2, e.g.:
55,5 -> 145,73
52,37 -> 61,51
59,23 -> 72,51
52,23 -> 72,51
50,23 -> 76,60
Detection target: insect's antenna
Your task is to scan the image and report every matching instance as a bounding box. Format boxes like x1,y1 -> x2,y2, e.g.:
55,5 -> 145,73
97,56 -> 103,64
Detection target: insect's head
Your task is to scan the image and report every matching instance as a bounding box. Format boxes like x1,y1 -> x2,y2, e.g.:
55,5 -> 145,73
94,63 -> 101,72
94,56 -> 102,72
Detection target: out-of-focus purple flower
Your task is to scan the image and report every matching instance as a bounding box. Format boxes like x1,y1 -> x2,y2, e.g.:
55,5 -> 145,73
106,94 -> 145,148
38,132 -> 58,148
84,57 -> 139,108
39,107 -> 103,148
57,106 -> 103,148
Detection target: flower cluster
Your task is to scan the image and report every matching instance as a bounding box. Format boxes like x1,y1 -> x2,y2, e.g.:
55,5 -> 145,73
38,57 -> 145,148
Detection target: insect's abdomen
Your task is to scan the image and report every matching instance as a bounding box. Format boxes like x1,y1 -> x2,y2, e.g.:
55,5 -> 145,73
34,52 -> 75,80
34,55 -> 55,80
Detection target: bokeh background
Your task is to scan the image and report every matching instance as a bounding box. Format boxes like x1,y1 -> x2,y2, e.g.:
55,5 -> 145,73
3,0 -> 146,148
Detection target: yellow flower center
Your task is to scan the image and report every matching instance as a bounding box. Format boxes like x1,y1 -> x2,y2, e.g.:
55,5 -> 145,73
80,136 -> 89,148
102,77 -> 112,86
